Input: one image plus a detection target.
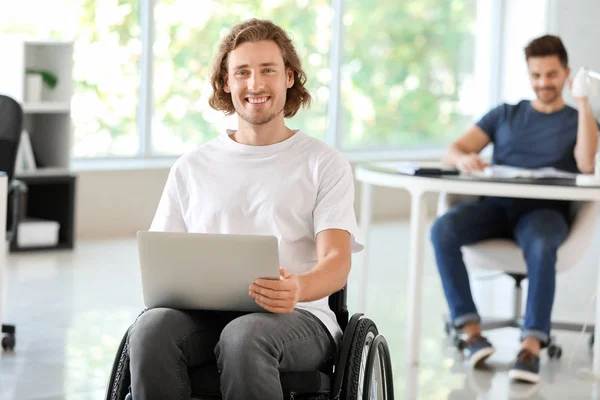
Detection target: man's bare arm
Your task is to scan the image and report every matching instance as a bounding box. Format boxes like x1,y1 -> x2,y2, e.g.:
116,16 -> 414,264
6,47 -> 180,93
442,125 -> 491,172
296,229 -> 351,302
443,125 -> 491,166
573,99 -> 599,174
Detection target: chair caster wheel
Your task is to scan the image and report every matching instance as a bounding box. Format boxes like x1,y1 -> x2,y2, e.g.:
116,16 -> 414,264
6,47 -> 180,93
2,334 -> 15,351
454,337 -> 466,351
548,344 -> 562,359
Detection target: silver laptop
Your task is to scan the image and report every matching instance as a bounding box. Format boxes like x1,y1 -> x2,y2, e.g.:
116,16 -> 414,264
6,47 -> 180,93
137,231 -> 281,312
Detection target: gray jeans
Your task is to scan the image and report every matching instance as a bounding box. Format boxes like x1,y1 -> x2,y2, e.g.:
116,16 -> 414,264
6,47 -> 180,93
127,307 -> 336,400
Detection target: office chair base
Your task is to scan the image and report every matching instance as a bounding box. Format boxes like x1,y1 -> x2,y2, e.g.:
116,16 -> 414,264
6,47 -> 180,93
444,315 -> 593,360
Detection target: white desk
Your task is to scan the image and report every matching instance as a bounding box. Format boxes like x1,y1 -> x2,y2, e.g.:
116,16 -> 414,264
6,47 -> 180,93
355,164 -> 600,374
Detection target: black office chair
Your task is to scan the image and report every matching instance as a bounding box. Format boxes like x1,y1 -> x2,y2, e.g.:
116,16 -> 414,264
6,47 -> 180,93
0,94 -> 27,351
105,287 -> 395,400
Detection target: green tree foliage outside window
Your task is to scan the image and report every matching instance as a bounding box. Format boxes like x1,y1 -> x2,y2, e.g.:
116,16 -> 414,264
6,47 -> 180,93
0,0 -> 477,157
341,0 -> 477,150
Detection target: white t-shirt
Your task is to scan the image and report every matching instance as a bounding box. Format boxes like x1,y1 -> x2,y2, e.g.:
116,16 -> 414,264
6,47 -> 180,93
150,129 -> 364,341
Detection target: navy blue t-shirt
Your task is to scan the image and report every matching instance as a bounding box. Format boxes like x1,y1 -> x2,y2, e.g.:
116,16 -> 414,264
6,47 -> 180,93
476,100 -> 584,217
477,100 -> 579,173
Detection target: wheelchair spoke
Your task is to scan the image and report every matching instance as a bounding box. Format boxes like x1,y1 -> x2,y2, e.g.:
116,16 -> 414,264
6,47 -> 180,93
362,337 -> 392,400
369,345 -> 385,400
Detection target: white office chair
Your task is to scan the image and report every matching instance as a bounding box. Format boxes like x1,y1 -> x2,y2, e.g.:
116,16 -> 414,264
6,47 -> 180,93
438,193 -> 599,359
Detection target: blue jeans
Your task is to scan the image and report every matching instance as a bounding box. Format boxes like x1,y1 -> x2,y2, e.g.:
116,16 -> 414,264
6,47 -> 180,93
430,198 -> 570,345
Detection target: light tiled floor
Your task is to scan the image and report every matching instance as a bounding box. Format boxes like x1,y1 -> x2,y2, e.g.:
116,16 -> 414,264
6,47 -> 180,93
2,220 -> 600,399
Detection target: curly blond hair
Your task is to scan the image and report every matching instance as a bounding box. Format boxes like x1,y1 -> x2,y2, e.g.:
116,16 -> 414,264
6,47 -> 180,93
208,19 -> 311,118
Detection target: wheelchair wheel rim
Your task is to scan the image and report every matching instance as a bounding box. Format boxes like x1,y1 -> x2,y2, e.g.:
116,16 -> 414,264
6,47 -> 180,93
372,346 -> 386,399
361,339 -> 388,400
358,331 -> 375,399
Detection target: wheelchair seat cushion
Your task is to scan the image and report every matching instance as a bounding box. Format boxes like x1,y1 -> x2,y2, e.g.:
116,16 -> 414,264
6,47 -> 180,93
188,363 -> 331,398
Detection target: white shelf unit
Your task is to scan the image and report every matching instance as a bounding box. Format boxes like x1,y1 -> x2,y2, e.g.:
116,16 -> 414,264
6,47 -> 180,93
0,38 -> 73,170
22,101 -> 71,114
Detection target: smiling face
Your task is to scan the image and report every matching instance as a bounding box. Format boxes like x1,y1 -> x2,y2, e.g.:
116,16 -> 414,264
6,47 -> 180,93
527,55 -> 570,105
224,40 -> 294,126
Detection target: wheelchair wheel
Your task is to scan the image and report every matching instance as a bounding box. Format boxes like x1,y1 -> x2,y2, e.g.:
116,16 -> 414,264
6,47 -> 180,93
362,335 -> 394,400
341,317 -> 394,399
105,329 -> 131,400
106,310 -> 151,400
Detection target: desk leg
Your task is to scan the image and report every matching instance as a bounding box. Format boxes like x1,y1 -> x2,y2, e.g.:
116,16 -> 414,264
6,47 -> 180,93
358,183 -> 373,313
404,366 -> 419,400
406,191 -> 427,367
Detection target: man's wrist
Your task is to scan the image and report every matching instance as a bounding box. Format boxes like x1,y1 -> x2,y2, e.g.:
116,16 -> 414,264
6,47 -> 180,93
576,97 -> 590,108
296,274 -> 309,303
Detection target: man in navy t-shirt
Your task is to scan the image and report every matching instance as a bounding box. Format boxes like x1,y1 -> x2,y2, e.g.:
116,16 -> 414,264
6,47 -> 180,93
431,34 -> 599,383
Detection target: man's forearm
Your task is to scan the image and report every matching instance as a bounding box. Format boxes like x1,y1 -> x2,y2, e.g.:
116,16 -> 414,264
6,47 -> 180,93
442,143 -> 468,166
574,100 -> 599,173
297,253 -> 351,303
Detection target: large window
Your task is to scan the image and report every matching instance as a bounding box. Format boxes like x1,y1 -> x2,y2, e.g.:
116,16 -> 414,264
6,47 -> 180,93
1,0 -> 489,159
151,0 -> 331,156
341,0 -> 478,150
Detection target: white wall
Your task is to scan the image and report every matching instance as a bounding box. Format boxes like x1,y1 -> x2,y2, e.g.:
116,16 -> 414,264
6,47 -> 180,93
499,0 -> 550,104
548,0 -> 600,114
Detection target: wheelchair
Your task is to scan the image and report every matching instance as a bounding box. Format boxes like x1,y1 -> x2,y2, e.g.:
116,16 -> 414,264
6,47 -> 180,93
105,287 -> 394,399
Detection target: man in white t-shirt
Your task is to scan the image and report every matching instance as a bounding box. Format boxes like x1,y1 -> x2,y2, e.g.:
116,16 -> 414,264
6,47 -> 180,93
126,18 -> 363,400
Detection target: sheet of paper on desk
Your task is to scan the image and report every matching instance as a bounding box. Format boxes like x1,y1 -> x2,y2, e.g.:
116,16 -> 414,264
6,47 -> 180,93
471,165 -> 578,179
375,161 -> 456,175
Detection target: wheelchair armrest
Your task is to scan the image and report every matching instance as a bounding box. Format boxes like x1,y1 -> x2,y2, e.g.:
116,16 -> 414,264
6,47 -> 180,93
328,286 -> 348,331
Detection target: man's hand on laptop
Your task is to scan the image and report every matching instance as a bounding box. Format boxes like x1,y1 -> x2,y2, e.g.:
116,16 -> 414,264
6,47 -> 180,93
249,268 -> 301,314
456,153 -> 489,173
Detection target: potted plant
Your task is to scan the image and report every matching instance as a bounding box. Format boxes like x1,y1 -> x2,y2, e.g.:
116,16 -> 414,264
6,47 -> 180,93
25,68 -> 58,102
